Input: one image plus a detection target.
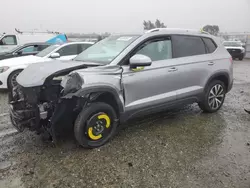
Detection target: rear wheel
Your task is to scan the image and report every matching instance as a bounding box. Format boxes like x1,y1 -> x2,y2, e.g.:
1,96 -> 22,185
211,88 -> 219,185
199,80 -> 226,113
74,102 -> 118,148
7,70 -> 22,90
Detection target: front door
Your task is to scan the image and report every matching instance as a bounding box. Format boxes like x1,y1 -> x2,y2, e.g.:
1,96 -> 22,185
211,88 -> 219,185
122,37 -> 179,112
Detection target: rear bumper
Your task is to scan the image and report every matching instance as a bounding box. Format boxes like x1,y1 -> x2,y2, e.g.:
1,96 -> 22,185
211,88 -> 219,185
227,79 -> 233,93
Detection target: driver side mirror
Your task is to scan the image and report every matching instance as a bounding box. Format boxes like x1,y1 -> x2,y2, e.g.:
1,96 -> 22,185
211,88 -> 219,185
50,52 -> 60,59
129,54 -> 152,69
16,51 -> 23,55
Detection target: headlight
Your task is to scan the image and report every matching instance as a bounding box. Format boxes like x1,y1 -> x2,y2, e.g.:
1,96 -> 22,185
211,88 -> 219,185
0,66 -> 9,73
241,48 -> 245,53
61,72 -> 84,95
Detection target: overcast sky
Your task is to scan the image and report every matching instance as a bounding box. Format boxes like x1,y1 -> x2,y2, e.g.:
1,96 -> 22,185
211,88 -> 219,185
1,0 -> 250,34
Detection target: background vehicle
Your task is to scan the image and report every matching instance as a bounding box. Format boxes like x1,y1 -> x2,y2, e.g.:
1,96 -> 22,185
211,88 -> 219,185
0,41 -> 94,89
0,42 -> 51,60
0,30 -> 67,52
10,28 -> 233,148
223,41 -> 245,60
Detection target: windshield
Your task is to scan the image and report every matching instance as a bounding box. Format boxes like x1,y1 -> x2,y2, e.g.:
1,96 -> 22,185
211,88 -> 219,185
36,45 -> 60,57
74,35 -> 140,64
223,41 -> 242,47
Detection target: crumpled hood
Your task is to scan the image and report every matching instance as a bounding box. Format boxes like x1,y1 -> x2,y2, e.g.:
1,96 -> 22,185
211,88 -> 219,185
73,65 -> 122,85
17,60 -> 101,87
0,55 -> 44,66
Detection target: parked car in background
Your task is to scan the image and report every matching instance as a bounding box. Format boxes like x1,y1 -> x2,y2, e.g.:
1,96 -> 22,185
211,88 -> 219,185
223,41 -> 245,60
9,28 -> 233,148
0,30 -> 67,52
0,42 -> 50,60
0,41 -> 94,89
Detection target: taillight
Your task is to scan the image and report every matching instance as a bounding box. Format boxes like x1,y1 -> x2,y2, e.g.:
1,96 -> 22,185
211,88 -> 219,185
229,57 -> 233,63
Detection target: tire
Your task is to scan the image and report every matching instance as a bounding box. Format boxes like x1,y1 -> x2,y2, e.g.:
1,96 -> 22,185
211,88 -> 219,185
7,70 -> 22,90
239,57 -> 243,61
74,102 -> 118,148
199,80 -> 226,113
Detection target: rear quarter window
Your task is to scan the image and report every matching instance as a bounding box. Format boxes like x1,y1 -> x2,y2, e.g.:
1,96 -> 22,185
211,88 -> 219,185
172,35 -> 206,58
202,37 -> 217,53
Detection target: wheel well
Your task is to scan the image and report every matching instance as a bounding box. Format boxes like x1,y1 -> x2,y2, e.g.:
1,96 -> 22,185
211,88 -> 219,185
211,75 -> 229,91
92,92 -> 120,116
7,69 -> 23,87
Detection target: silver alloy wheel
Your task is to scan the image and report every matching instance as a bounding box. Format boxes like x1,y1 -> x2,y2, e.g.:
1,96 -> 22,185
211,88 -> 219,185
208,84 -> 225,110
10,72 -> 20,88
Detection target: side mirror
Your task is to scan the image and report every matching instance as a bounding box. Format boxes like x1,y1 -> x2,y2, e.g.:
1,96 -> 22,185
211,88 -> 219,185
50,52 -> 60,59
16,51 -> 22,55
129,54 -> 152,69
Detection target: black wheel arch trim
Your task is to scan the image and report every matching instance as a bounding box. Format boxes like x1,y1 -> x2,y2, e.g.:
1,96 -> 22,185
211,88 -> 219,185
205,71 -> 231,92
63,84 -> 125,113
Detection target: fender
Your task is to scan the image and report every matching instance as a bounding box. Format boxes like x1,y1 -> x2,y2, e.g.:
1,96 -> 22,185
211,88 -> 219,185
63,83 -> 125,113
204,71 -> 231,92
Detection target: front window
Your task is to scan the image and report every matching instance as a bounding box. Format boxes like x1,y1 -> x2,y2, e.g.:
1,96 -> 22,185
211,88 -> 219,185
74,35 -> 140,64
223,41 -> 242,47
0,35 -> 17,45
36,45 -> 60,57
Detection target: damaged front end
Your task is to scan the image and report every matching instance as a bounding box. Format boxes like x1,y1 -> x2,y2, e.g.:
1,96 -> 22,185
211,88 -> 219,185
9,71 -> 90,140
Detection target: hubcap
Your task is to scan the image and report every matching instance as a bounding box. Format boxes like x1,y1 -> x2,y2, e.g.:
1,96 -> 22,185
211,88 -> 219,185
208,84 -> 224,110
86,113 -> 111,141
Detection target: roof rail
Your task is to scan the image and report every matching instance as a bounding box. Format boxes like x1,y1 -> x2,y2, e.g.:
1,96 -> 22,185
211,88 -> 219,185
145,28 -> 211,35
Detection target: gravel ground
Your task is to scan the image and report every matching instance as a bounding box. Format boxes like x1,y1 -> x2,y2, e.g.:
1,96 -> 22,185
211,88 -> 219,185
0,60 -> 250,188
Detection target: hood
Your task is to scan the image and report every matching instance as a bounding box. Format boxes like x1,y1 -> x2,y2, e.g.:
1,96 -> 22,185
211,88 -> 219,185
0,55 -> 44,66
17,60 -> 101,87
75,65 -> 121,75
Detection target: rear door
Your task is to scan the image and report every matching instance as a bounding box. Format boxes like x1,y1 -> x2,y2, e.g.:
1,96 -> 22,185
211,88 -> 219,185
122,36 -> 179,112
56,44 -> 79,60
171,35 -> 216,100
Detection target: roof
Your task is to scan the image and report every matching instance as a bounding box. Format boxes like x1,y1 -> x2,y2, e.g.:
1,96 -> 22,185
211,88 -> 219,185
110,28 -> 213,39
21,42 -> 51,46
143,28 -> 212,37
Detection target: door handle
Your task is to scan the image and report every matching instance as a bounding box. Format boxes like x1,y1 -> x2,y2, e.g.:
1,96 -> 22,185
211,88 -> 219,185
208,62 -> 214,65
168,67 -> 178,72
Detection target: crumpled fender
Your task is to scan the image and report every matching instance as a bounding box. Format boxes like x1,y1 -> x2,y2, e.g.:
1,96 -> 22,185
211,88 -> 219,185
62,83 -> 125,113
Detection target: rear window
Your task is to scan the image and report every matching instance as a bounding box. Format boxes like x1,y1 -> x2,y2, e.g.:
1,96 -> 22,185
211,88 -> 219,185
172,35 -> 206,58
203,38 -> 217,53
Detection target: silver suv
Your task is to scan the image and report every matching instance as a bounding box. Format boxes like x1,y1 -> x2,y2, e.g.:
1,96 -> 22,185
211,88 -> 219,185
10,28 -> 233,148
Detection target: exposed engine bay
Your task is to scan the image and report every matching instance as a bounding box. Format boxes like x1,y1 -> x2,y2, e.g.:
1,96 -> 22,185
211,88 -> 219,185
9,65 -> 100,140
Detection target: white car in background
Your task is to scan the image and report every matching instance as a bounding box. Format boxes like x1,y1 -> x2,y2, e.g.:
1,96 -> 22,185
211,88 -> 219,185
0,41 -> 94,89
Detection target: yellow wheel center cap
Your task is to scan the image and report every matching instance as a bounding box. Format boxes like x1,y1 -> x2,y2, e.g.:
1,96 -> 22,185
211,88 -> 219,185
88,114 -> 111,140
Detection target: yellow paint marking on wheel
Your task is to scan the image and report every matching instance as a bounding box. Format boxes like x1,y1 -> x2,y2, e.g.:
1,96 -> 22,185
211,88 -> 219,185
98,114 -> 111,128
88,127 -> 102,140
131,66 -> 144,72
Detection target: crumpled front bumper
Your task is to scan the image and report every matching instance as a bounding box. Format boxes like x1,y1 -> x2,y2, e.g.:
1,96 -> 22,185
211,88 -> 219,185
9,102 -> 39,132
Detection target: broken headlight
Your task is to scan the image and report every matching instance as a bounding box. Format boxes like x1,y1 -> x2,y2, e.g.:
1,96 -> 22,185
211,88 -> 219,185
60,72 -> 84,95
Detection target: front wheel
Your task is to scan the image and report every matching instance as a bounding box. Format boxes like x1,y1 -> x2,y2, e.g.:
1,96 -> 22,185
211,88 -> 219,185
239,56 -> 244,61
74,102 -> 118,148
7,70 -> 22,90
199,80 -> 226,113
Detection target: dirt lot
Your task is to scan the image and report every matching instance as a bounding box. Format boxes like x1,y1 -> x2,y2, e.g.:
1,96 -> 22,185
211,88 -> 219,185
0,60 -> 250,188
